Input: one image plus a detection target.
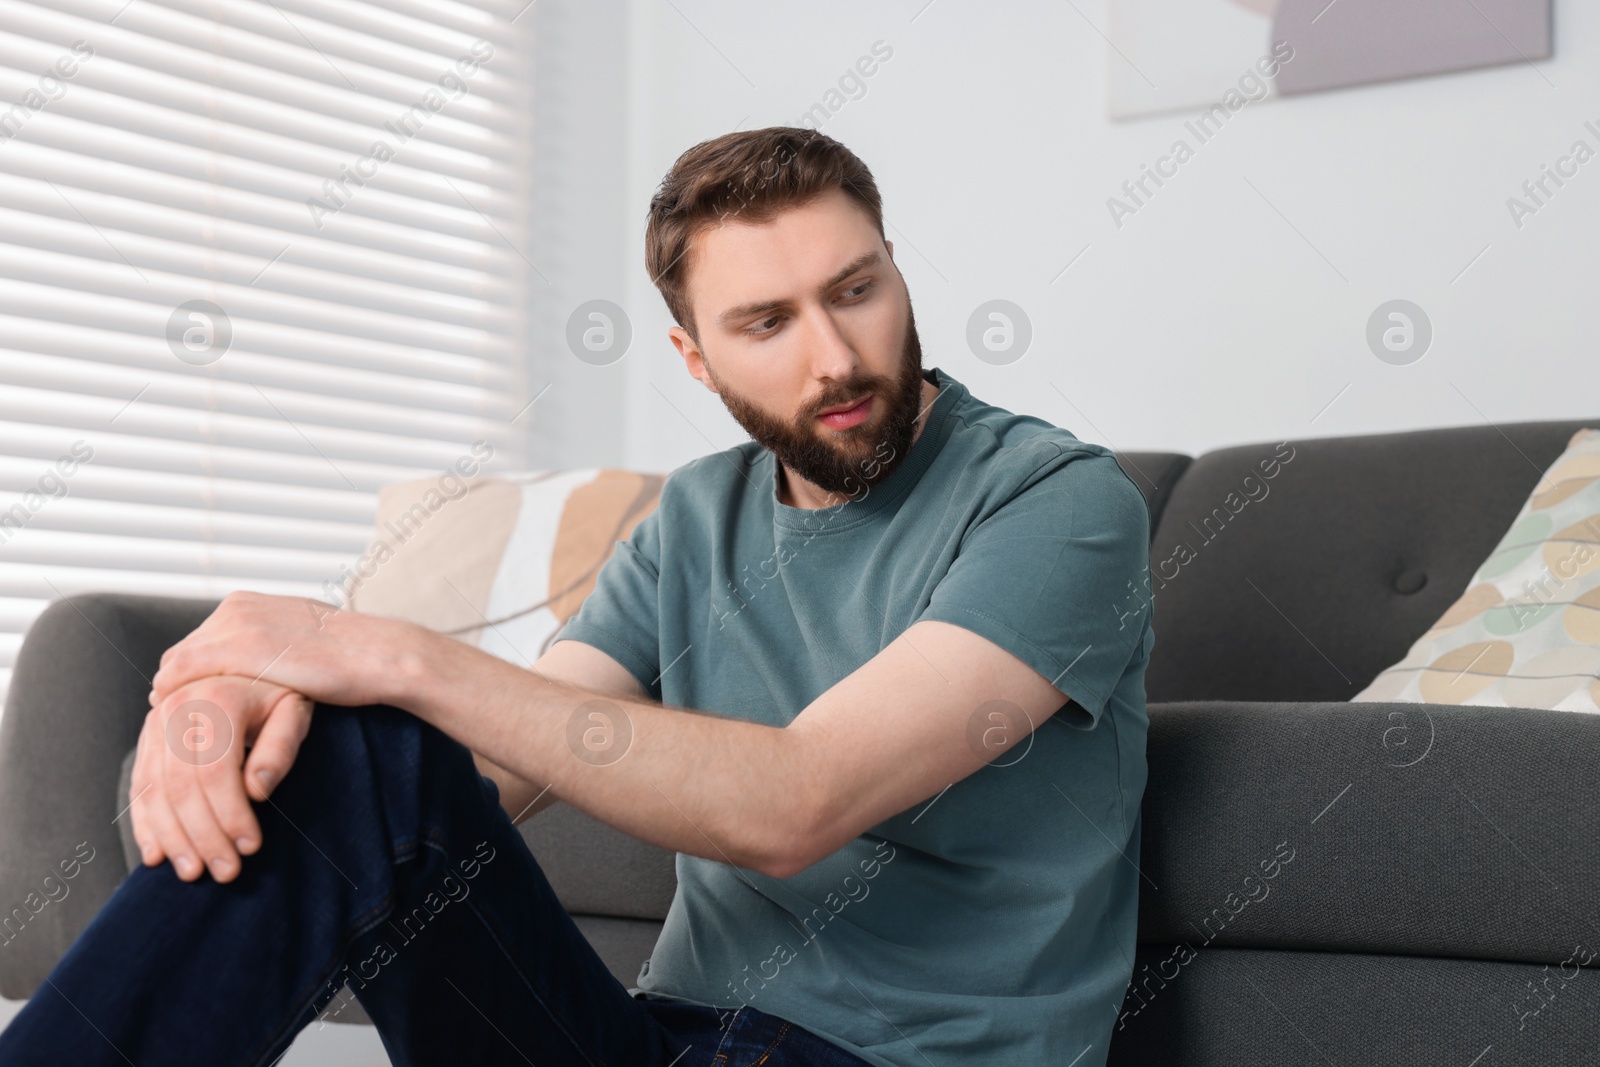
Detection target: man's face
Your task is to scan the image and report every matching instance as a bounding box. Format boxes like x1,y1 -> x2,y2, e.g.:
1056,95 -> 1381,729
668,187 -> 926,501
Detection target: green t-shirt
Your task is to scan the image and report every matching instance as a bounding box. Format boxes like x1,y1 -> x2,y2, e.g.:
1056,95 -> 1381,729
558,366 -> 1154,1067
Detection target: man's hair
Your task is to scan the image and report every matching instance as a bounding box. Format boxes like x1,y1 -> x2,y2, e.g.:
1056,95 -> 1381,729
644,126 -> 885,345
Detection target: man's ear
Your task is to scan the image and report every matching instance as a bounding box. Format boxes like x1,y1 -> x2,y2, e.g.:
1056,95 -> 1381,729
668,325 -> 719,395
885,238 -> 895,260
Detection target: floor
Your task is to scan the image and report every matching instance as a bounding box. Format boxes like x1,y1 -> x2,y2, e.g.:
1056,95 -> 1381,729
0,996 -> 394,1065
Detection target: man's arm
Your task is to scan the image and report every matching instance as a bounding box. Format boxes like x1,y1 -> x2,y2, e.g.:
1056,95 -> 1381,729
147,590 -> 1094,880
393,616 -> 1074,880
471,638 -> 649,826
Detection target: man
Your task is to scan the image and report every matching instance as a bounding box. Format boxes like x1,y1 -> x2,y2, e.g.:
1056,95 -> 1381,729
0,128 -> 1154,1066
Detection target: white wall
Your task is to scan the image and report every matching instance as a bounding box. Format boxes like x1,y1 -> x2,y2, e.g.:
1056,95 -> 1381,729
538,0 -> 1600,470
524,0 -> 633,468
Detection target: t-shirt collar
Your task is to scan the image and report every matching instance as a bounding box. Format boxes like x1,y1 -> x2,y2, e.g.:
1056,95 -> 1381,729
768,366 -> 964,532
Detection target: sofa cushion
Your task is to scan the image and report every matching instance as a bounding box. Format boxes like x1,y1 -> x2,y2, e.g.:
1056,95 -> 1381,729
1143,418 -> 1600,703
1352,429 -> 1600,708
1136,699 -> 1600,963
514,800 -> 678,920
346,469 -> 664,666
570,915 -> 667,988
1108,945 -> 1600,1065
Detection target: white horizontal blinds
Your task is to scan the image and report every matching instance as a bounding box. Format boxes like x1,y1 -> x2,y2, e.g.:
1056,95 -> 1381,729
0,0 -> 534,704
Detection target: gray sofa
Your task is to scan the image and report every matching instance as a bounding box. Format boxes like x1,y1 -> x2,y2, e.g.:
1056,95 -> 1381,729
2,415 -> 1598,1063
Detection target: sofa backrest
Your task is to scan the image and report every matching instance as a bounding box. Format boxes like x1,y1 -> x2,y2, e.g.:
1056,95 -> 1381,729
1115,451 -> 1194,544
1141,417 -> 1600,704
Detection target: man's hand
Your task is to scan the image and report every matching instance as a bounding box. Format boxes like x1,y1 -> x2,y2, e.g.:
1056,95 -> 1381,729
130,673 -> 314,883
149,590 -> 415,711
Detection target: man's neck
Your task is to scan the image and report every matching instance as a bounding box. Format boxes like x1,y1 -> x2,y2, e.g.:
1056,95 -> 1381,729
778,375 -> 940,510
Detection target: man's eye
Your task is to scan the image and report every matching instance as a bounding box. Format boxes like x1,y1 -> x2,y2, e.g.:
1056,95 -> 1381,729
743,281 -> 872,337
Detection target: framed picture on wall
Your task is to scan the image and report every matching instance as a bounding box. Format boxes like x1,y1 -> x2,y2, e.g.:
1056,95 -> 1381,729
1107,0 -> 1553,120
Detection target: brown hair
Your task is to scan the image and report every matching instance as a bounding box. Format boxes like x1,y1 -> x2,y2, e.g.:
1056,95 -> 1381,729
644,126 -> 885,344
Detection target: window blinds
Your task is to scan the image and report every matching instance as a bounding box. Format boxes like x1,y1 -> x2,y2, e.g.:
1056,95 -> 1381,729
0,0 -> 533,707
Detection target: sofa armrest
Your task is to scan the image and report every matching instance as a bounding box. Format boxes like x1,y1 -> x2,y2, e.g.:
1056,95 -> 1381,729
0,593 -> 220,999
1139,700 -> 1600,966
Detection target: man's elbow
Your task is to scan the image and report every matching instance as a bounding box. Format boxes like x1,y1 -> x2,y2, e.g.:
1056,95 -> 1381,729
757,846 -> 811,881
746,730 -> 844,879
751,795 -> 834,880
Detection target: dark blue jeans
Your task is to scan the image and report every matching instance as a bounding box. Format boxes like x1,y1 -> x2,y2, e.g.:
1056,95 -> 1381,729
0,702 -> 872,1067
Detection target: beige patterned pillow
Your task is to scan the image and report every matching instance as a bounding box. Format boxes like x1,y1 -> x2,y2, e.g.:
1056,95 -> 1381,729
344,469 -> 663,667
1352,428 -> 1600,710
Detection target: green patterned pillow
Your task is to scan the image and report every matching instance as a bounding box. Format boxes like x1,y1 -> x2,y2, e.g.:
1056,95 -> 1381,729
1352,428 -> 1600,710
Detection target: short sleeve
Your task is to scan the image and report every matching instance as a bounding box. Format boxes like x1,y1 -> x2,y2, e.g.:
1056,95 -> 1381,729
915,449 -> 1151,729
555,504 -> 664,701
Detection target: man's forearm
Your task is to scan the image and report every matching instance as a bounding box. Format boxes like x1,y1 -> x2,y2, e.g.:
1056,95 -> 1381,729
388,628 -> 819,878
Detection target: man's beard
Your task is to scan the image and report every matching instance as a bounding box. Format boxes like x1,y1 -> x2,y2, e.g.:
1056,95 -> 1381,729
709,300 -> 928,501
